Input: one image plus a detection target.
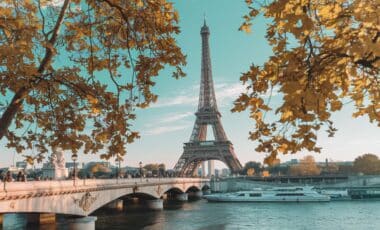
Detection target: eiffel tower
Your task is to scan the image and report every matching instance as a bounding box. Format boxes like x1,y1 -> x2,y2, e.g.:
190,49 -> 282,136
174,20 -> 242,177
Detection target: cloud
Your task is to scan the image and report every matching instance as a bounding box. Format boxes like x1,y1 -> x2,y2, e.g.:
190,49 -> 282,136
151,95 -> 198,108
151,82 -> 242,108
151,81 -> 280,109
0,1 -> 75,9
144,124 -> 191,136
44,0 -> 65,7
215,83 -> 245,107
141,111 -> 194,135
159,112 -> 193,123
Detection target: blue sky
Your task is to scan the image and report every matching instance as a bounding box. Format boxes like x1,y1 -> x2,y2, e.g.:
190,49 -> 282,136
1,0 -> 379,169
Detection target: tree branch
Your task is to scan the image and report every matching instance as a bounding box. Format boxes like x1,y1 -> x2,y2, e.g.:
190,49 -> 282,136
0,0 -> 71,141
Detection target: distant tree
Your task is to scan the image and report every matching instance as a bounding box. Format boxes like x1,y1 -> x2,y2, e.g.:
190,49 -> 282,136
143,163 -> 166,176
247,168 -> 255,176
242,161 -> 261,175
324,163 -> 339,175
234,0 -> 379,164
143,163 -> 159,171
321,160 -> 339,175
289,156 -> 321,176
0,0 -> 186,162
89,163 -> 111,177
158,163 -> 166,176
261,170 -> 270,177
353,154 -> 380,175
338,164 -> 355,175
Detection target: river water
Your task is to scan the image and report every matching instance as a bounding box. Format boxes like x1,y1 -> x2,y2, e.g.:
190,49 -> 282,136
3,199 -> 380,229
94,200 -> 380,230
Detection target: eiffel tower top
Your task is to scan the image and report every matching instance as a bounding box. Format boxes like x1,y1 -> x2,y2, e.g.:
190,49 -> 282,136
201,17 -> 209,34
198,19 -> 218,112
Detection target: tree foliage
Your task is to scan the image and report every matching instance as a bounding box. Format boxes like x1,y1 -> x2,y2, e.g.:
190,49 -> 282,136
0,0 -> 186,162
242,161 -> 261,175
289,155 -> 321,176
353,153 -> 380,175
143,163 -> 165,175
234,0 -> 379,164
89,163 -> 111,173
322,162 -> 339,175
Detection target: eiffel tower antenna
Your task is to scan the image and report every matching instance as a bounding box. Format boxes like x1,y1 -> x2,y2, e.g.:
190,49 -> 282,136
174,20 -> 242,177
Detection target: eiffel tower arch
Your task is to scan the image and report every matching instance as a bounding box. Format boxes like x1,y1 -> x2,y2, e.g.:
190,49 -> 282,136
174,20 -> 243,177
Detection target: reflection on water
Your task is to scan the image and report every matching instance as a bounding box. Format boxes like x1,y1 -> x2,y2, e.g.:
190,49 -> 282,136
3,214 -> 61,230
3,199 -> 380,230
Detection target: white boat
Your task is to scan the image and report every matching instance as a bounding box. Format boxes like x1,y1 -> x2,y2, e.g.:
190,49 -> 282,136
204,187 -> 330,202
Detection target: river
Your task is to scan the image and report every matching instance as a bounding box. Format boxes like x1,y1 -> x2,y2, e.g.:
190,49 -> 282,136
3,199 -> 380,229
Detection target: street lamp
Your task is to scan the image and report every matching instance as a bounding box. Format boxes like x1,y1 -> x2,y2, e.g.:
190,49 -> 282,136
139,161 -> 143,181
115,156 -> 121,180
71,153 -> 78,186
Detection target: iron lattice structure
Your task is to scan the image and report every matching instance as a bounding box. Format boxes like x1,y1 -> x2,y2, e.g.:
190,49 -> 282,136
174,21 -> 243,177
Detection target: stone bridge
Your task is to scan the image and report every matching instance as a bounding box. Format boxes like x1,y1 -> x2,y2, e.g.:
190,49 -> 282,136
0,178 -> 210,228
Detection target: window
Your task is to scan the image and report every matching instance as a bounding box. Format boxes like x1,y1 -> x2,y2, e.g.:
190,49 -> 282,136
275,193 -> 305,196
238,193 -> 245,197
249,193 -> 262,197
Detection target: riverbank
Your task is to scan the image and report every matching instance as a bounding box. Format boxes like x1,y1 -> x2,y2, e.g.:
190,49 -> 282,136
211,175 -> 380,192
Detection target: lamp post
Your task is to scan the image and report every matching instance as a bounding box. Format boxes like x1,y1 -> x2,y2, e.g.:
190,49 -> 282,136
82,162 -> 86,186
71,153 -> 78,186
139,161 -> 143,182
115,156 -> 121,181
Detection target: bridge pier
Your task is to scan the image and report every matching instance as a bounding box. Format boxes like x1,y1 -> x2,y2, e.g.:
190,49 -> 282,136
175,193 -> 188,201
188,190 -> 203,199
104,199 -> 123,211
27,213 -> 56,225
203,189 -> 211,195
145,199 -> 163,211
67,216 -> 97,230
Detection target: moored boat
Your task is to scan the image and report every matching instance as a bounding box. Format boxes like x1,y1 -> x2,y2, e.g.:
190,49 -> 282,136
348,189 -> 380,200
204,186 -> 330,202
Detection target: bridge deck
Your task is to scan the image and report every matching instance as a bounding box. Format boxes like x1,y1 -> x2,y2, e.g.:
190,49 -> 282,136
0,178 -> 209,200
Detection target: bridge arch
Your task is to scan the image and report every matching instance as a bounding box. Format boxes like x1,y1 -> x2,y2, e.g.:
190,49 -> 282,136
164,187 -> 185,194
123,192 -> 158,200
186,186 -> 201,193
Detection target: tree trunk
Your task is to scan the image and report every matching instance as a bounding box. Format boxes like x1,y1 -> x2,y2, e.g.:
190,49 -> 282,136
0,87 -> 28,140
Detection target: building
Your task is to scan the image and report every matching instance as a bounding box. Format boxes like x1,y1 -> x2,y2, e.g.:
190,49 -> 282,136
65,162 -> 81,170
208,161 -> 215,177
16,161 -> 27,169
221,168 -> 230,177
197,167 -> 203,177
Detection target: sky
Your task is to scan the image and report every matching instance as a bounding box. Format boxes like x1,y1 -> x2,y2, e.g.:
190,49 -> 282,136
1,0 -> 379,169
